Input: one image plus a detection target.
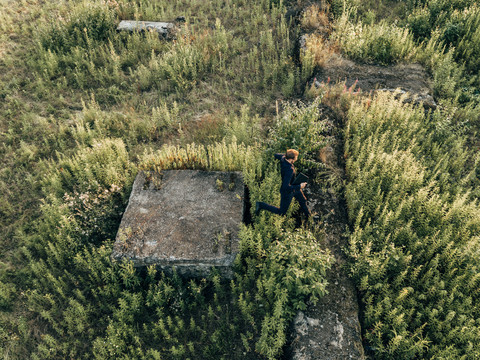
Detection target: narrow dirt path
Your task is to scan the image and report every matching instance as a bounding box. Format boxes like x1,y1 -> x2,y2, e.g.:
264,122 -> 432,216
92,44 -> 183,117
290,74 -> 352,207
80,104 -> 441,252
285,105 -> 365,359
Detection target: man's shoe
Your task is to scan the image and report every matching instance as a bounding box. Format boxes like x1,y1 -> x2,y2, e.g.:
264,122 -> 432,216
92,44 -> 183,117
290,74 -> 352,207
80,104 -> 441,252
255,202 -> 261,216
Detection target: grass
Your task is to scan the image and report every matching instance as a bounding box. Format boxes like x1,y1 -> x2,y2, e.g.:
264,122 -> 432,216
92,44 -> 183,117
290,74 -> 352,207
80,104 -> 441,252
0,0 -> 331,358
344,91 -> 480,359
2,0 -> 480,358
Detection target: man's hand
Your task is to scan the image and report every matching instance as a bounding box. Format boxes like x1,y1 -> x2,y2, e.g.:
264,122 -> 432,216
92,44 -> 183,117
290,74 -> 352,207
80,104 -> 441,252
300,182 -> 307,189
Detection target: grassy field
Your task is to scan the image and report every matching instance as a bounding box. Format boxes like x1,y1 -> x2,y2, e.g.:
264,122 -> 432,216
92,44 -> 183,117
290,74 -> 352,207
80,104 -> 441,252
1,0 -> 480,358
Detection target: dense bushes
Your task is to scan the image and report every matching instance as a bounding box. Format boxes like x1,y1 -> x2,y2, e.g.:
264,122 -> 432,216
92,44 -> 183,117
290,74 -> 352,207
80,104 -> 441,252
6,87 -> 332,359
2,0 -> 325,357
40,2 -> 117,54
406,0 -> 477,41
33,0 -> 299,96
344,92 -> 480,358
266,98 -> 330,169
334,14 -> 417,65
4,0 -> 480,358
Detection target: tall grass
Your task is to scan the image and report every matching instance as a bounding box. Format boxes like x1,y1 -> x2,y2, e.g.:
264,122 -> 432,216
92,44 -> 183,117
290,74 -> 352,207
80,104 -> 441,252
345,92 -> 480,359
0,0 -> 312,358
4,0 -> 480,358
334,13 -> 417,65
32,0 -> 298,99
18,123 -> 332,359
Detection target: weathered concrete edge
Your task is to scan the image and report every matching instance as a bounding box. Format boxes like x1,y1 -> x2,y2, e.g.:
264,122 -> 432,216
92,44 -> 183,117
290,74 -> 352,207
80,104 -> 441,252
111,170 -> 243,279
117,20 -> 175,34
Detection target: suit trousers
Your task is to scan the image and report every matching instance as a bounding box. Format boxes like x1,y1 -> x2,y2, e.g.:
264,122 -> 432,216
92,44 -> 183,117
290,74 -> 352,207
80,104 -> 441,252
258,189 -> 310,217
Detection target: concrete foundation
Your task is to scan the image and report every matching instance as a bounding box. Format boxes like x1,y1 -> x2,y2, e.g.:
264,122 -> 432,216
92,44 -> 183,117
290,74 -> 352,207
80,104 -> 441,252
112,170 -> 245,278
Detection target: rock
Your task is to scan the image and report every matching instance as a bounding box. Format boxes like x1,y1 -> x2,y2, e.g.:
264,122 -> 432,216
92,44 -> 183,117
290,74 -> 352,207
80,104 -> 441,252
376,88 -> 437,110
299,34 -> 309,52
112,170 -> 245,278
117,20 -> 176,39
287,274 -> 365,360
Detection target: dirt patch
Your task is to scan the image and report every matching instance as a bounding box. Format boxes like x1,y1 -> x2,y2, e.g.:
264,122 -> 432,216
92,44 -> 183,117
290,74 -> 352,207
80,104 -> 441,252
285,105 -> 364,360
314,56 -> 437,109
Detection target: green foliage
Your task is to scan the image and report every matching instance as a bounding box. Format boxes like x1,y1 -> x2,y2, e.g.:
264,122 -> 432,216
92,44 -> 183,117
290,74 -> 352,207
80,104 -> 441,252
454,6 -> 480,76
334,14 -> 417,64
71,96 -> 179,147
406,0 -> 477,42
40,1 -> 117,54
236,217 -> 333,359
139,138 -> 262,180
31,0 -> 299,97
406,7 -> 432,41
10,0 -> 480,358
267,97 -> 330,169
133,21 -> 230,93
265,228 -> 333,309
345,92 -> 480,359
137,98 -> 334,359
223,105 -> 262,146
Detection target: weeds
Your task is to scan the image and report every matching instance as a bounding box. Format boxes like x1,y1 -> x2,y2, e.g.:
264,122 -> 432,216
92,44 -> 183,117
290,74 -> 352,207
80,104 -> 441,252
3,0 -> 480,358
334,13 -> 417,65
345,92 -> 480,358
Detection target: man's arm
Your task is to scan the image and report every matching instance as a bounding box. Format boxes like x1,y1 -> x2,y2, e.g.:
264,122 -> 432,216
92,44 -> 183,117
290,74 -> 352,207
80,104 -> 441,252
274,153 -> 283,160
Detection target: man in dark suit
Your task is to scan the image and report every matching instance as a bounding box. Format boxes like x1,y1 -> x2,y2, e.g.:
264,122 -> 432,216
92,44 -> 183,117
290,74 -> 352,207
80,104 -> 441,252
255,149 -> 311,218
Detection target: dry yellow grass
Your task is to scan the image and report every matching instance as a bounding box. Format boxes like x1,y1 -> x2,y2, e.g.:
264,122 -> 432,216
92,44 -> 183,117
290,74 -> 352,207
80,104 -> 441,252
304,33 -> 338,67
301,3 -> 330,32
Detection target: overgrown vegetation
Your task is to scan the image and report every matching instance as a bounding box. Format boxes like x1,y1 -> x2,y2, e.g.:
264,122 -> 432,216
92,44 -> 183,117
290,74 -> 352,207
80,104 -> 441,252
0,0 -> 332,358
325,0 -> 480,358
2,0 -> 480,358
345,92 -> 480,358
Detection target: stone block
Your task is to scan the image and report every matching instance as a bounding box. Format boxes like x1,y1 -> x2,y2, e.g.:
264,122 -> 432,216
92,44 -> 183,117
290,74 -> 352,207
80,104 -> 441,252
117,20 -> 175,37
112,170 -> 245,278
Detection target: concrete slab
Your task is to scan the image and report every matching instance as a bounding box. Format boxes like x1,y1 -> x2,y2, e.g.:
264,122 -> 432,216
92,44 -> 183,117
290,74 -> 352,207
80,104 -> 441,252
117,20 -> 175,37
112,170 -> 245,278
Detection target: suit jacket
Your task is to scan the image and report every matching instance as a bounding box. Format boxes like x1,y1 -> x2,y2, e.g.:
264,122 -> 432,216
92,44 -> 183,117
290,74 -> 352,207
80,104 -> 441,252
274,153 -> 301,194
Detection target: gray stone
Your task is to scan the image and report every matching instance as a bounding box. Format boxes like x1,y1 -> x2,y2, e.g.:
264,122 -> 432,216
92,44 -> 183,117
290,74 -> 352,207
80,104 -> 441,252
288,265 -> 365,360
117,20 -> 175,37
112,170 -> 245,278
299,34 -> 309,52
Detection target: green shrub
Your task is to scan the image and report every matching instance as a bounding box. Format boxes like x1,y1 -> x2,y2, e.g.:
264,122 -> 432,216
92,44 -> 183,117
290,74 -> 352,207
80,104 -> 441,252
414,31 -> 468,100
3,0 -> 332,358
406,7 -> 432,41
334,15 -> 417,64
41,138 -> 134,244
223,105 -> 262,146
267,97 -> 330,169
345,92 -> 480,358
455,6 -> 480,76
265,228 -> 333,309
236,221 -> 333,360
0,281 -> 15,310
40,2 -> 116,54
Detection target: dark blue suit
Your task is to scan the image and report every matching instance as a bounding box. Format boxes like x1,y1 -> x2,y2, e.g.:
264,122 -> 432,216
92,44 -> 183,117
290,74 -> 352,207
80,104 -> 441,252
257,153 -> 311,217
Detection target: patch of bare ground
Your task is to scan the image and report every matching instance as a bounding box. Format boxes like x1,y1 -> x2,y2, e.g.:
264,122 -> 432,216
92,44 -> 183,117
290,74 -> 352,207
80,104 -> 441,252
314,55 -> 437,110
285,104 -> 364,360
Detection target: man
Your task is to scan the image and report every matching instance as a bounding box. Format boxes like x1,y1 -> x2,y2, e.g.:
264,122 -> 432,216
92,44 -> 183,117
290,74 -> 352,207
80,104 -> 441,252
255,149 -> 311,218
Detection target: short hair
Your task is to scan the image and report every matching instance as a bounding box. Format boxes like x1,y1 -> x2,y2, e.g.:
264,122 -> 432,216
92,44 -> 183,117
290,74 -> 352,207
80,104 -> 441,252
285,149 -> 299,159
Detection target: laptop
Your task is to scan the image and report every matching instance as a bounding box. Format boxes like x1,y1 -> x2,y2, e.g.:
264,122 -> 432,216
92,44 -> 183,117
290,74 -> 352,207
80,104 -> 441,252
292,172 -> 308,185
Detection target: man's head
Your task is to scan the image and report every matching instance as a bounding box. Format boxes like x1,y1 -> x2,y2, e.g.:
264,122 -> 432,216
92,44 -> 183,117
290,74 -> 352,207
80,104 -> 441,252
285,149 -> 299,163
